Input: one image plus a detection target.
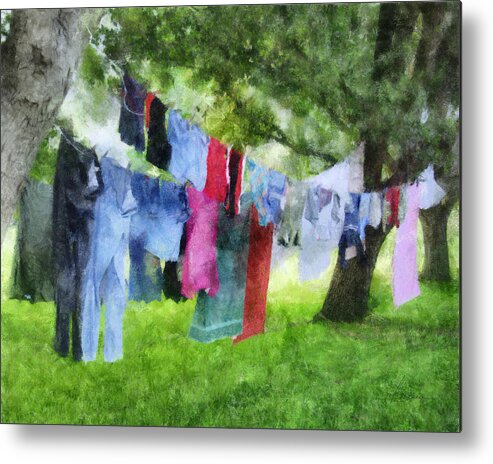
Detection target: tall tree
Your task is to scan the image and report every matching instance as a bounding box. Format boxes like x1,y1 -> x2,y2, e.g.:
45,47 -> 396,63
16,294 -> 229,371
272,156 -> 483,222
0,8 -> 102,244
414,3 -> 460,283
420,137 -> 459,282
316,3 -> 419,322
317,2 -> 459,321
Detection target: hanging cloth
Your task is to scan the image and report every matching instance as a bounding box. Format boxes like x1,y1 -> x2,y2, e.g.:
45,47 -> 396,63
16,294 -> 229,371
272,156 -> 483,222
392,183 -> 420,306
162,232 -> 188,303
168,110 -> 209,191
247,158 -> 270,225
298,162 -> 349,281
118,73 -> 146,153
203,137 -> 229,202
247,159 -> 287,227
129,174 -> 190,302
369,191 -> 383,228
52,132 -> 104,360
418,164 -> 446,210
266,169 -> 287,227
225,148 -> 244,216
181,186 -> 220,299
188,193 -> 253,343
145,92 -> 155,129
337,193 -> 366,270
234,204 -> 274,343
358,192 -> 371,241
277,179 -> 308,248
10,178 -> 55,303
385,186 -> 400,228
81,156 -> 137,362
146,95 -> 172,170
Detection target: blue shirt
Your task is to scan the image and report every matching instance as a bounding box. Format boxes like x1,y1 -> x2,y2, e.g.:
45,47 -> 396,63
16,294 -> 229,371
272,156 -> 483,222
130,172 -> 190,261
343,193 -> 361,232
266,169 -> 287,226
248,159 -> 286,227
167,110 -> 209,191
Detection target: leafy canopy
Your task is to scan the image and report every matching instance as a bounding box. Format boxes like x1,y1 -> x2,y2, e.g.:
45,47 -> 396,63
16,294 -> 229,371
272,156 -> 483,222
29,3 -> 460,182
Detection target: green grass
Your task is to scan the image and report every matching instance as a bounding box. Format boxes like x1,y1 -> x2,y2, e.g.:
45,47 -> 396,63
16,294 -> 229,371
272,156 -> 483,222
1,209 -> 460,431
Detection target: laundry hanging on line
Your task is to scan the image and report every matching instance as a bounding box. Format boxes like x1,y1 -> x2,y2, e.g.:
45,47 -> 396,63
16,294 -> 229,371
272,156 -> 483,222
188,193 -> 253,343
146,93 -> 173,171
81,155 -> 138,362
298,160 -> 350,282
10,178 -> 55,303
42,74 -> 455,363
128,173 -> 190,303
52,131 -> 104,361
119,73 -> 146,153
181,186 -> 220,299
392,182 -> 420,307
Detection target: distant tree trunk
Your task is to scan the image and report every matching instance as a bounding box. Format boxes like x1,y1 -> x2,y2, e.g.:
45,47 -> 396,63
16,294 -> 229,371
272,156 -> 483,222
419,193 -> 457,282
0,8 -> 100,244
315,225 -> 389,322
314,2 -> 419,323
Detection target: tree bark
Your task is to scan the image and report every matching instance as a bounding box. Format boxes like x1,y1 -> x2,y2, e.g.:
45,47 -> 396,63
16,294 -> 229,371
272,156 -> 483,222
0,9 -> 100,244
419,198 -> 455,282
314,3 -> 407,323
420,191 -> 458,284
315,224 -> 389,322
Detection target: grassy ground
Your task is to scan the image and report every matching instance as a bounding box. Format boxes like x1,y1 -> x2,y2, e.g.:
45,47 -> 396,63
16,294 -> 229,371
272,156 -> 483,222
1,209 -> 460,431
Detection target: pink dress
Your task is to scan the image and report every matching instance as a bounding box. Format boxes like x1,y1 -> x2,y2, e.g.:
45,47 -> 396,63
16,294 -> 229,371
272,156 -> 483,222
392,183 -> 420,306
181,187 -> 220,299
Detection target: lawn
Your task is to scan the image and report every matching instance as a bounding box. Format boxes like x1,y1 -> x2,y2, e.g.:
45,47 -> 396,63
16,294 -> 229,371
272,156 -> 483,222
0,209 -> 460,431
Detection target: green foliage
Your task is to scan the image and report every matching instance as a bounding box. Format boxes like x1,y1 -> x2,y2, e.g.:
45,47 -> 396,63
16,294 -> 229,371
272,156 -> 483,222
80,45 -> 106,87
90,3 -> 459,181
1,10 -> 11,42
28,129 -> 59,185
1,210 -> 460,430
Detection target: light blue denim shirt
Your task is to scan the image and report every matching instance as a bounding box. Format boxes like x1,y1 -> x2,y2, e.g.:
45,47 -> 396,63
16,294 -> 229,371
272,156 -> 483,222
168,110 -> 209,191
130,172 -> 191,261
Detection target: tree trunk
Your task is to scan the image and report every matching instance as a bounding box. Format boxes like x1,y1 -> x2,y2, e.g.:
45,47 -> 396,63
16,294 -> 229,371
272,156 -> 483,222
419,195 -> 456,282
314,3 -> 421,323
315,224 -> 389,322
0,8 -> 100,245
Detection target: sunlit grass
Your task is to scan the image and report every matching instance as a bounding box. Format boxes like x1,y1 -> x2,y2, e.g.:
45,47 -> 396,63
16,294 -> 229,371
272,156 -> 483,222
1,209 -> 459,430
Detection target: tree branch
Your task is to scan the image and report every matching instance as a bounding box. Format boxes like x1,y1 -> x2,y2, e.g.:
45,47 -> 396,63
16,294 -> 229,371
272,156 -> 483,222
271,127 -> 338,165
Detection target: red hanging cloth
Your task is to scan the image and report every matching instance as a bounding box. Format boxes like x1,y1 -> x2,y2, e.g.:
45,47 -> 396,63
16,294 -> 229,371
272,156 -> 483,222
386,186 -> 400,228
145,92 -> 155,129
234,205 -> 274,344
203,137 -> 229,202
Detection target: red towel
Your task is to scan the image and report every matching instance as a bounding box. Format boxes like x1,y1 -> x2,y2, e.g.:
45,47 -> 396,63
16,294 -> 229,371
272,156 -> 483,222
145,92 -> 155,129
203,137 -> 228,202
234,205 -> 273,344
386,186 -> 400,228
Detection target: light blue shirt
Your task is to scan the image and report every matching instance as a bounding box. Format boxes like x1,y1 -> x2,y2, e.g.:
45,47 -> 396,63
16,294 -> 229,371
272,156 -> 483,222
168,110 -> 209,191
130,172 -> 190,261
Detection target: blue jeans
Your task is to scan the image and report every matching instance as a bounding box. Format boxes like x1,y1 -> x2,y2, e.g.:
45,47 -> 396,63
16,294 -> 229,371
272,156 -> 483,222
80,157 -> 136,362
128,233 -> 163,303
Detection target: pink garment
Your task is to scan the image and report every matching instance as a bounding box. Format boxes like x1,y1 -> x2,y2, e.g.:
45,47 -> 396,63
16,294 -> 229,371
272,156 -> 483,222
181,186 -> 220,299
392,183 -> 420,306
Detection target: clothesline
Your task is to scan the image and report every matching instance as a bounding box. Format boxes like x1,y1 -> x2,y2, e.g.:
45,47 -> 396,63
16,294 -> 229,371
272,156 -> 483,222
82,32 -> 430,192
55,125 -> 90,156
121,73 -> 429,198
41,70 -> 448,364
